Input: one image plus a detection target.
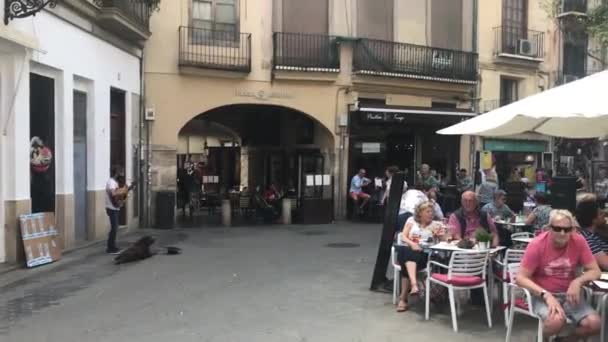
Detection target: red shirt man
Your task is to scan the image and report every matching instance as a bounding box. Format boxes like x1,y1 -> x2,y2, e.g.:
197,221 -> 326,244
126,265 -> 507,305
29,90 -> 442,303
517,210 -> 601,340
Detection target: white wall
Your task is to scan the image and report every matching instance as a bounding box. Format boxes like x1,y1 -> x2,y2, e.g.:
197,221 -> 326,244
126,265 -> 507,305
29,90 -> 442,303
14,12 -> 141,192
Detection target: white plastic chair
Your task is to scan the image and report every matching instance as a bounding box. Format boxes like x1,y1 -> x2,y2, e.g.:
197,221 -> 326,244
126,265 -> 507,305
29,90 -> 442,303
511,232 -> 534,240
503,263 -> 591,342
391,245 -> 401,305
425,250 -> 491,332
493,249 -> 526,326
505,263 -> 544,342
392,233 -> 427,305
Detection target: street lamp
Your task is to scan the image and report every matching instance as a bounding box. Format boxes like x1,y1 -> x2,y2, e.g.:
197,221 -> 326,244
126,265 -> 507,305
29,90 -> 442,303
4,0 -> 57,25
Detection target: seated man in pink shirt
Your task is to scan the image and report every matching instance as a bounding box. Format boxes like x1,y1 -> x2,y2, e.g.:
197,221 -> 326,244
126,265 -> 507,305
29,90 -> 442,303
448,191 -> 499,247
517,210 -> 601,340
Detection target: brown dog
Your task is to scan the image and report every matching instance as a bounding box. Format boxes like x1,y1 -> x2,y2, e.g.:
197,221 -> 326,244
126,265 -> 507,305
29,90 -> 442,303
114,236 -> 156,264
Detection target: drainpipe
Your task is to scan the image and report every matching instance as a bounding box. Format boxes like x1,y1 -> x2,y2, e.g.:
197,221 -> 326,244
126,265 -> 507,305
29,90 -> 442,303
335,86 -> 351,220
138,49 -> 146,228
470,0 -> 479,175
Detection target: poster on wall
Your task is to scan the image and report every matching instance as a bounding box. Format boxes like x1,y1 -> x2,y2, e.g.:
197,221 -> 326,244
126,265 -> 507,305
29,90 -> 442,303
19,212 -> 62,268
480,150 -> 493,170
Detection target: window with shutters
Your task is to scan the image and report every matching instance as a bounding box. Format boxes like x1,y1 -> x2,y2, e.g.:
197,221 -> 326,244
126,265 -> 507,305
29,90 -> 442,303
501,0 -> 528,54
191,0 -> 238,43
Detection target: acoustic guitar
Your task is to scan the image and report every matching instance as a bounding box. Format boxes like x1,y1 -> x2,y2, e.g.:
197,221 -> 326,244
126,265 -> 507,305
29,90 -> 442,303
112,182 -> 137,208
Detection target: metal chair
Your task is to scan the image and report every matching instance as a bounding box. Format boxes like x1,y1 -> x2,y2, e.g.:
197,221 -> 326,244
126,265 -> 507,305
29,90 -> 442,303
504,263 -> 590,342
492,249 -> 526,326
511,232 -> 534,240
391,233 -> 427,306
425,250 -> 492,332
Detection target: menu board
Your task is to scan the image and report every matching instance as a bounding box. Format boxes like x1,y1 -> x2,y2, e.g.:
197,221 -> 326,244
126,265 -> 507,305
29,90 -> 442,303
19,212 -> 62,268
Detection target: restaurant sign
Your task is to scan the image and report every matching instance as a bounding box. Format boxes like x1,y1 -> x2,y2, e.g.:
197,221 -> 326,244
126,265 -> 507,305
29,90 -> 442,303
360,111 -> 407,124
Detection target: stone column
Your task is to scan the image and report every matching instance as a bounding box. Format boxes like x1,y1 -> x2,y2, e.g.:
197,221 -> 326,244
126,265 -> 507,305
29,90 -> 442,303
87,83 -> 111,241
54,72 -> 75,250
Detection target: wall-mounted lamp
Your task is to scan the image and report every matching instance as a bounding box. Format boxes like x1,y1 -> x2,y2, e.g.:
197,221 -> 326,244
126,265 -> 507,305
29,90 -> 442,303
5,0 -> 57,25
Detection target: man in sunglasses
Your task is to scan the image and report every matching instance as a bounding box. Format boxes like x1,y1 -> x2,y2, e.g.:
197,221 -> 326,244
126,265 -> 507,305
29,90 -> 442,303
517,210 -> 601,340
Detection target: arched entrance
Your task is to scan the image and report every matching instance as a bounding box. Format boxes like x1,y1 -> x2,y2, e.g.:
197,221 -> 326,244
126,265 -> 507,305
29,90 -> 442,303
176,104 -> 335,225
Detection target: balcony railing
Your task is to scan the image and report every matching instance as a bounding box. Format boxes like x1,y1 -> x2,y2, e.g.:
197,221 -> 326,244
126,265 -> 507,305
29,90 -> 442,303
179,26 -> 251,73
352,38 -> 478,82
494,26 -> 544,59
560,0 -> 587,14
95,0 -> 153,29
273,32 -> 340,72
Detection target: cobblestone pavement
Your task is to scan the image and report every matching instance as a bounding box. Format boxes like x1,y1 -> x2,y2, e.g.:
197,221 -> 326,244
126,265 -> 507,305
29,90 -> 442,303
0,223 -> 580,342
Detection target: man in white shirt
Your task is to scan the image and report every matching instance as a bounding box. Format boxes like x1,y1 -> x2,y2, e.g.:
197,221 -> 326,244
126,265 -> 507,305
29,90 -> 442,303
382,166 -> 407,205
105,166 -> 124,254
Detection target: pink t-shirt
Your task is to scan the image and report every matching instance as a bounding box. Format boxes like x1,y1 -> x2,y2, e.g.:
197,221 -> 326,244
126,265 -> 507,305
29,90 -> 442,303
520,231 -> 595,293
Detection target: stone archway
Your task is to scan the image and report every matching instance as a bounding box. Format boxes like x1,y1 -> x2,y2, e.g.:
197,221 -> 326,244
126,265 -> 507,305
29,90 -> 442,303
151,103 -> 337,226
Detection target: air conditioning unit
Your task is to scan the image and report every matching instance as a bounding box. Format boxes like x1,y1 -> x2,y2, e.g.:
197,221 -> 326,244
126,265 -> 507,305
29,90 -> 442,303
518,39 -> 535,56
563,74 -> 579,83
144,108 -> 155,121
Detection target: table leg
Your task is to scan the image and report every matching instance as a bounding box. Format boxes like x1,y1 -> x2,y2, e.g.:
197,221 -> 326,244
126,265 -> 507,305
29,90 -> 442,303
601,293 -> 608,342
488,258 -> 494,314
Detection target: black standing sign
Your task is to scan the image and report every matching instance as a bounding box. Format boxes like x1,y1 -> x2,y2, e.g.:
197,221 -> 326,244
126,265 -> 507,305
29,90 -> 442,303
370,171 -> 405,290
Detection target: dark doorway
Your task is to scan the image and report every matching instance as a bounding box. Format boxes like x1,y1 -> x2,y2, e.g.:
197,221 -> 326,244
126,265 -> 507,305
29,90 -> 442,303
30,73 -> 55,213
73,91 -> 88,241
110,89 -> 126,225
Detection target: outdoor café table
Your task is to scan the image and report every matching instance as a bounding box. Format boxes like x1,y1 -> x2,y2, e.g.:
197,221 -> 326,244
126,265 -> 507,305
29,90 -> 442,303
425,241 -> 507,313
495,220 -> 530,233
511,237 -> 532,244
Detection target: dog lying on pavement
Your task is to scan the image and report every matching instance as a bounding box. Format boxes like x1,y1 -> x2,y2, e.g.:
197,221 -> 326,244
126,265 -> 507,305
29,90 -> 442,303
114,236 -> 181,265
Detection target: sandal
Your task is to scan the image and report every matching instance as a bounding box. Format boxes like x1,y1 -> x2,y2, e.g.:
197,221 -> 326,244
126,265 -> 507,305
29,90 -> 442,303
396,300 -> 408,312
410,287 -> 420,296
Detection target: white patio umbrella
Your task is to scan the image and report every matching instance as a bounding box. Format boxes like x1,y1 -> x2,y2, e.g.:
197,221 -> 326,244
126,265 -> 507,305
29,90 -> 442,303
437,70 -> 608,138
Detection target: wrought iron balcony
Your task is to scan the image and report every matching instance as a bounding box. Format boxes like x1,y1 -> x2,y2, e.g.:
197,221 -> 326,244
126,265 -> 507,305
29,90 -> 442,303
494,26 -> 544,60
273,32 -> 340,72
352,38 -> 478,82
178,26 -> 251,73
94,0 -> 155,40
559,0 -> 587,15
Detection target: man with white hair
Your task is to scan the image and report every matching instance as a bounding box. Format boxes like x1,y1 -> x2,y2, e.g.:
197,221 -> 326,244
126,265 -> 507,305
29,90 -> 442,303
516,210 -> 601,340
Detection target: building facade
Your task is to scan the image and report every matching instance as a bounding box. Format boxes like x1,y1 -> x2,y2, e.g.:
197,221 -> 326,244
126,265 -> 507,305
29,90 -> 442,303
0,0 -> 154,264
145,0 -> 478,221
553,0 -> 608,188
475,0 -> 558,183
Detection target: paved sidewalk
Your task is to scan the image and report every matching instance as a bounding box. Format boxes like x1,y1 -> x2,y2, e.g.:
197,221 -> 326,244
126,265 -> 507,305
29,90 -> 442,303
0,223 -> 567,341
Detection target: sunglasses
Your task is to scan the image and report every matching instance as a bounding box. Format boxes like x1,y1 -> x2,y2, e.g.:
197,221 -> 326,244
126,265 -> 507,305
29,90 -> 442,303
551,225 -> 573,233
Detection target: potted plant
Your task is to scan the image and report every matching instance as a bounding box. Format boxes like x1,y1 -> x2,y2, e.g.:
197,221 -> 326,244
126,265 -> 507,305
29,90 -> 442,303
475,229 -> 492,250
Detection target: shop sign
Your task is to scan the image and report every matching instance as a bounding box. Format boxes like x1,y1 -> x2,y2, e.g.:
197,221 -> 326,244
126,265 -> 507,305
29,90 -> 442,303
484,139 -> 547,153
362,142 -> 381,154
235,89 -> 293,100
360,111 -> 407,124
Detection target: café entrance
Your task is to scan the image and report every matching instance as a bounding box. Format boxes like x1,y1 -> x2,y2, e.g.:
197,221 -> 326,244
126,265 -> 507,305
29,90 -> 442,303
176,104 -> 335,225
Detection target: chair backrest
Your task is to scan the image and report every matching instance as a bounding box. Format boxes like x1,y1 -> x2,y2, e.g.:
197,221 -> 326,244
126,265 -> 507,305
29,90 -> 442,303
511,232 -> 533,240
507,263 -> 521,284
502,249 -> 525,278
289,197 -> 297,210
396,232 -> 404,244
448,251 -> 489,279
239,195 -> 251,208
503,248 -> 526,264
